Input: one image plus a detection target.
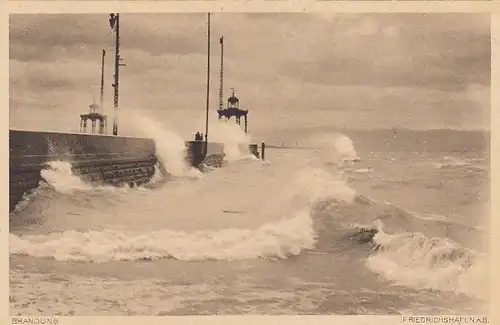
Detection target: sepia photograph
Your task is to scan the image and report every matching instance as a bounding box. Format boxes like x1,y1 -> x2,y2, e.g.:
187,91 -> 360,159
9,13 -> 490,316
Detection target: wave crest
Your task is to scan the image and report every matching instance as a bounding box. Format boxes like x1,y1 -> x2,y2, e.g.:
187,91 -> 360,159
10,212 -> 315,262
41,161 -> 92,193
367,227 -> 487,300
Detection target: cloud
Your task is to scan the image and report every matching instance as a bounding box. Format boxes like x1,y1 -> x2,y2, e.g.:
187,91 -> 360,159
281,14 -> 490,91
10,14 -> 207,62
9,13 -> 491,135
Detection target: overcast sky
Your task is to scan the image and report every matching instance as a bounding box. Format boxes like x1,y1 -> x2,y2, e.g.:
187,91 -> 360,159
9,13 -> 490,141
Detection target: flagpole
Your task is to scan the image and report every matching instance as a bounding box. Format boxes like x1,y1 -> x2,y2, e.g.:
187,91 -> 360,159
204,13 -> 211,155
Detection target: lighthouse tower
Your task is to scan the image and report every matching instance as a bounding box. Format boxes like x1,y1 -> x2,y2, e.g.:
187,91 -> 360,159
217,88 -> 248,133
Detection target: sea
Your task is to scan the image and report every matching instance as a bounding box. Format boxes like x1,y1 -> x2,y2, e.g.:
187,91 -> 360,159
9,127 -> 491,316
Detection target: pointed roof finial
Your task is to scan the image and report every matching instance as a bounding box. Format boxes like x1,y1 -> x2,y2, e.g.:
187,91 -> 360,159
228,87 -> 239,104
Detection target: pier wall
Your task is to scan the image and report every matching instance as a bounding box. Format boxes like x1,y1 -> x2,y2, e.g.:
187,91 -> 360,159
9,130 -> 261,213
9,130 -> 158,213
185,142 -> 259,167
249,144 -> 259,158
185,141 -> 225,167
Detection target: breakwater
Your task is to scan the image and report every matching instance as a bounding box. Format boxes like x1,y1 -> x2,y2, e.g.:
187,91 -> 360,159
9,130 -> 261,213
9,130 -> 158,213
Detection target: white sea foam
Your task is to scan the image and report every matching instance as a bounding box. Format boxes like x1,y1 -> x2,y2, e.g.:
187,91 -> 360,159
367,225 -> 488,300
209,119 -> 254,162
41,161 -> 92,193
121,113 -> 201,178
305,133 -> 360,166
10,154 -> 358,263
10,123 -> 487,315
9,211 -> 316,262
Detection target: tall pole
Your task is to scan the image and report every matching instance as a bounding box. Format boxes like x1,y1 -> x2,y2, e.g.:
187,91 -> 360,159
204,13 -> 211,155
219,36 -> 224,112
114,14 -> 119,136
100,49 -> 105,114
110,13 -> 125,136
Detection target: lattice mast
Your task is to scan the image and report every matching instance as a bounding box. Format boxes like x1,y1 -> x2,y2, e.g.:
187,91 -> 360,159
109,13 -> 126,136
219,36 -> 224,112
79,50 -> 108,135
100,49 -> 105,113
